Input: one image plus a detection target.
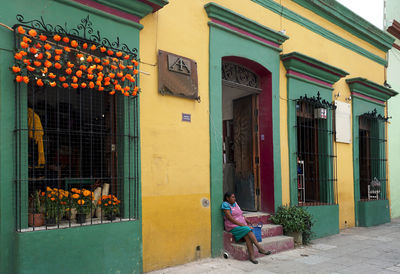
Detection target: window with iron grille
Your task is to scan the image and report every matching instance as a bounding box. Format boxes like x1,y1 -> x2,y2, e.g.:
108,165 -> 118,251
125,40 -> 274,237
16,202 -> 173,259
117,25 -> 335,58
13,19 -> 140,232
358,111 -> 387,201
295,96 -> 337,206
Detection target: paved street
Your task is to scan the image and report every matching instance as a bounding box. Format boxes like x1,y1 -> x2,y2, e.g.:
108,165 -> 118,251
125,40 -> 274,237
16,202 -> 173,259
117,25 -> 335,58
149,218 -> 400,274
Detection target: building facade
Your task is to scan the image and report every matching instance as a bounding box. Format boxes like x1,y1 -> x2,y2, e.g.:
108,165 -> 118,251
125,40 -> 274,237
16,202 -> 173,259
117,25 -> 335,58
0,0 -> 397,273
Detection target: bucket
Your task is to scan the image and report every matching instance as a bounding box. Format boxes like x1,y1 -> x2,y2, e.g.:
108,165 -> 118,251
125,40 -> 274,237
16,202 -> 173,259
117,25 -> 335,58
252,224 -> 263,242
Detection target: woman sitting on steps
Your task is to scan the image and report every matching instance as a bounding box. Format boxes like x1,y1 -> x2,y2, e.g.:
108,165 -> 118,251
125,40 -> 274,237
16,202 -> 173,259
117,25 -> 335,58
221,192 -> 271,264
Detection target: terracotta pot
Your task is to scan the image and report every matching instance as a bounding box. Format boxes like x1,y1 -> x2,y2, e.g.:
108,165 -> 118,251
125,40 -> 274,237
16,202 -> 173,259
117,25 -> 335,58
28,213 -> 44,227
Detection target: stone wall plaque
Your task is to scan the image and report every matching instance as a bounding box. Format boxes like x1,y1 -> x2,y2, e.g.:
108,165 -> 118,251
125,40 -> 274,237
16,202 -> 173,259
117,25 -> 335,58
158,50 -> 199,100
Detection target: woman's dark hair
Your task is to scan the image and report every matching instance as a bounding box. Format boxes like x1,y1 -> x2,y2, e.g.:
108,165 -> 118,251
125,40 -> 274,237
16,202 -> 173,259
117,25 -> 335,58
224,192 -> 234,202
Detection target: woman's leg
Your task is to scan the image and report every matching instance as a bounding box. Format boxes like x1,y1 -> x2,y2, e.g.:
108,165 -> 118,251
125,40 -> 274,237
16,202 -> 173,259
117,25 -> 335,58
243,234 -> 257,263
247,231 -> 271,254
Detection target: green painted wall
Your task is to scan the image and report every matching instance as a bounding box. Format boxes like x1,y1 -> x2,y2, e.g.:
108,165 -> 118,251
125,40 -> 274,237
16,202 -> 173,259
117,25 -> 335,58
385,0 -> 400,219
357,200 -> 390,227
304,205 -> 339,238
208,22 -> 282,256
351,97 -> 386,226
16,222 -> 142,274
0,1 -> 143,273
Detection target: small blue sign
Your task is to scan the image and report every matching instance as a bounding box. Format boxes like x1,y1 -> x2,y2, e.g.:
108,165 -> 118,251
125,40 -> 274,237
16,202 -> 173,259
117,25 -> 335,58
182,113 -> 191,122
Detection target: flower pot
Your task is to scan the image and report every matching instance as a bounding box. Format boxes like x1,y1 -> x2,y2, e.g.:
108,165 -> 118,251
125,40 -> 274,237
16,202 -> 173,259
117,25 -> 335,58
28,213 -> 44,227
46,217 -> 57,226
76,213 -> 86,224
106,214 -> 116,221
288,231 -> 303,246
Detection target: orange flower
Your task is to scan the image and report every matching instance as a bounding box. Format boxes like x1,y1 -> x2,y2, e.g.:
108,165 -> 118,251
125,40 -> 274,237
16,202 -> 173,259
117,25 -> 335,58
133,69 -> 138,75
134,86 -> 139,92
14,53 -> 23,60
35,43 -> 42,48
64,46 -> 71,52
62,37 -> 69,43
76,70 -> 82,77
79,65 -> 87,71
44,43 -> 52,50
116,51 -> 123,57
55,49 -> 63,55
54,55 -> 61,61
45,51 -> 51,59
23,37 -> 32,45
67,61 -> 74,68
102,59 -> 110,66
117,72 -> 123,78
53,34 -> 61,41
15,75 -> 23,82
86,56 -> 93,62
110,65 -> 117,70
96,65 -> 103,71
104,81 -> 110,86
48,73 -> 56,79
44,60 -> 52,68
36,79 -> 44,87
104,76 -> 111,82
29,47 -> 38,54
90,45 -> 96,51
83,190 -> 91,197
51,197 -> 55,201
59,76 -> 66,82
65,68 -> 72,75
96,81 -> 102,86
27,65 -> 35,72
97,71 -> 104,77
113,80 -> 118,85
54,63 -> 62,69
28,29 -> 37,37
23,59 -> 31,65
97,76 -> 103,82
36,53 -> 43,60
94,57 -> 100,63
121,76 -> 126,82
89,82 -> 95,88
100,47 -> 106,52
107,50 -> 113,56
72,76 -> 78,83
109,90 -> 116,95
62,83 -> 69,88
12,66 -> 21,73
17,26 -> 25,34
119,64 -> 126,70
70,40 -> 78,48
71,83 -> 78,89
98,86 -> 104,91
72,193 -> 79,199
115,84 -> 122,91
132,91 -> 137,96
127,65 -> 133,70
39,34 -> 47,41
124,92 -> 129,97
23,76 -> 29,84
82,43 -> 88,49
124,86 -> 130,92
40,67 -> 48,74
123,55 -> 130,60
87,74 -> 94,80
50,81 -> 56,87
20,41 -> 29,48
81,82 -> 87,88
76,53 -> 83,59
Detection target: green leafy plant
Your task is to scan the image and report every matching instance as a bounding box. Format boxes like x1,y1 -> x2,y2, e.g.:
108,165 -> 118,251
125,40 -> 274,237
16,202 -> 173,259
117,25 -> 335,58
270,205 -> 314,245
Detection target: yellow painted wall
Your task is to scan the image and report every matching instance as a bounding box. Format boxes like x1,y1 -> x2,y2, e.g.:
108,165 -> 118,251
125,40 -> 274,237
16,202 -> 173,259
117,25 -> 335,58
139,0 -> 387,271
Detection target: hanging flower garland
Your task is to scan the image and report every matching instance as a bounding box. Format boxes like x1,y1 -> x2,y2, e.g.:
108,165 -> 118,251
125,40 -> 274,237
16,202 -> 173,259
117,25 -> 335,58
12,25 -> 139,97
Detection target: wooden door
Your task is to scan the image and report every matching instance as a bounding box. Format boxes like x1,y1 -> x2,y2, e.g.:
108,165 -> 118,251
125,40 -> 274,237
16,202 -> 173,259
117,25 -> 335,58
233,95 -> 259,211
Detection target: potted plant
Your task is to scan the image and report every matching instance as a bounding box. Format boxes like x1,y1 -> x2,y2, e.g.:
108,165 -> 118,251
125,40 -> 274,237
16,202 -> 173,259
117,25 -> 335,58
28,190 -> 44,227
70,188 -> 94,224
270,205 -> 314,245
97,194 -> 120,220
42,187 -> 64,225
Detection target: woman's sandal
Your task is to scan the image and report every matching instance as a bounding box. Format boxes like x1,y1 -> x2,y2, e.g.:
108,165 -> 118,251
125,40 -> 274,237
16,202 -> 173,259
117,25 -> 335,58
258,250 -> 272,255
249,258 -> 258,264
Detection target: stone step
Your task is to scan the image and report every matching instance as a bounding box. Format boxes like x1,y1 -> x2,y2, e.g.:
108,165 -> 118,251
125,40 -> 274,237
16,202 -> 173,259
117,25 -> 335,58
223,224 -> 283,243
242,212 -> 271,225
224,235 -> 294,261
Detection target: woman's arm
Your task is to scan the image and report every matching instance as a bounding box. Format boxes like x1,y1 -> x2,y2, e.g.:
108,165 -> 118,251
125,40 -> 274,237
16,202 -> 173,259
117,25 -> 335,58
223,209 -> 247,226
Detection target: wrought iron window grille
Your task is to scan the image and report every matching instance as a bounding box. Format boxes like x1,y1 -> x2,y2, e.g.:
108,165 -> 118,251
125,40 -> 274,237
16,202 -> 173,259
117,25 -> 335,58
295,93 -> 337,206
14,15 -> 140,232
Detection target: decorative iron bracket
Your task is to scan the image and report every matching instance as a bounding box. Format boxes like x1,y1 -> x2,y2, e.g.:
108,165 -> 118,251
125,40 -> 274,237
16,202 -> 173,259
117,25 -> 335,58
298,92 -> 336,110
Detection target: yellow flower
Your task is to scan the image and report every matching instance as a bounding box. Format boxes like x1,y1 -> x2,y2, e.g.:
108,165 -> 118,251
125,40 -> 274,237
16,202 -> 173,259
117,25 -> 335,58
77,199 -> 85,205
72,194 -> 79,199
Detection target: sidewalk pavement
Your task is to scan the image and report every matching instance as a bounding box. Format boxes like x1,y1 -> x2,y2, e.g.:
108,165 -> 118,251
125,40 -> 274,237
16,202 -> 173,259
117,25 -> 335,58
149,218 -> 400,274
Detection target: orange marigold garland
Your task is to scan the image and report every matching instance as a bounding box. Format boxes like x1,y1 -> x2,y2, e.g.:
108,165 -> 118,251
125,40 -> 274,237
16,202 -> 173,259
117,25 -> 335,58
12,25 -> 140,97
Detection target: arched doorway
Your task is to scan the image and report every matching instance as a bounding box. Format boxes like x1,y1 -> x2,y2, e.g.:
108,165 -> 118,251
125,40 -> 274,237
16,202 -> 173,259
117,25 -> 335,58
221,56 -> 274,213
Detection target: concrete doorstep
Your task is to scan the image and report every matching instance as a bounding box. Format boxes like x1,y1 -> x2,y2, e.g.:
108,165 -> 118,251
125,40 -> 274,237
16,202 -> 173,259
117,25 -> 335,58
148,218 -> 400,274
